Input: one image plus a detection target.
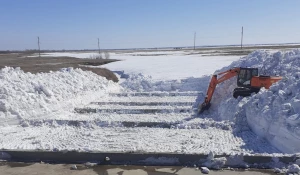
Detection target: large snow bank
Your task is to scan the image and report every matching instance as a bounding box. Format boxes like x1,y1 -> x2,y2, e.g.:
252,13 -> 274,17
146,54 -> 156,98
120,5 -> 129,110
204,49 -> 300,153
0,67 -> 121,126
246,73 -> 300,153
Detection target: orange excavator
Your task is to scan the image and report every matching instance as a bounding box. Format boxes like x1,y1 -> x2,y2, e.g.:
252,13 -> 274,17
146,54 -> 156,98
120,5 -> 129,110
198,67 -> 282,113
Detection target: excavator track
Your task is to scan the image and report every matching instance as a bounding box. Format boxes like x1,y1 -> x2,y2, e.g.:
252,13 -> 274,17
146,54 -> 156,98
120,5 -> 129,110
233,87 -> 260,98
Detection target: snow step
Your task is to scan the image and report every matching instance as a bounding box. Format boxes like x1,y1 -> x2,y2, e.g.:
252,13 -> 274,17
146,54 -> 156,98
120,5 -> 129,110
98,96 -> 198,103
25,118 -> 231,130
90,101 -> 194,106
109,91 -> 202,97
74,107 -> 192,114
26,119 -> 202,129
34,113 -> 194,124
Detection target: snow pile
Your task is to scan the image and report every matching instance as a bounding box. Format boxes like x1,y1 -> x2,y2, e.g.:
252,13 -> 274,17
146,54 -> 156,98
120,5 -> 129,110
201,152 -> 250,169
273,168 -> 282,173
246,73 -> 300,153
121,73 -> 210,92
203,49 -> 300,153
287,164 -> 300,173
200,167 -> 210,174
0,67 -> 121,126
120,74 -> 156,92
203,152 -> 226,170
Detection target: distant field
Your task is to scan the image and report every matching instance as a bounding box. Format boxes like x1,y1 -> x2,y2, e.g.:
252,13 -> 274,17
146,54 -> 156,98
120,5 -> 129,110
111,44 -> 300,56
0,53 -> 119,82
1,44 -> 299,82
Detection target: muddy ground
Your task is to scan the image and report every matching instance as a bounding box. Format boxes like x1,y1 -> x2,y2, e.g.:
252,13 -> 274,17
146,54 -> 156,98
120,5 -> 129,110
0,162 -> 279,175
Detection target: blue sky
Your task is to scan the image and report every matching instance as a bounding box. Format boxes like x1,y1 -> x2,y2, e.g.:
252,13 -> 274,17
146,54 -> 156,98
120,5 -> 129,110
1,0 -> 300,50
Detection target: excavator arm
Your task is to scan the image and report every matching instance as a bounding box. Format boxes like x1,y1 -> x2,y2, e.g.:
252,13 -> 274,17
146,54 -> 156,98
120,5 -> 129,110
198,67 -> 240,114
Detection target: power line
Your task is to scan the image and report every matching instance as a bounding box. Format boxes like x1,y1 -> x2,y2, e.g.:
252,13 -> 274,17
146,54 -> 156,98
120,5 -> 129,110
241,26 -> 243,49
97,38 -> 101,54
37,36 -> 40,57
194,32 -> 196,50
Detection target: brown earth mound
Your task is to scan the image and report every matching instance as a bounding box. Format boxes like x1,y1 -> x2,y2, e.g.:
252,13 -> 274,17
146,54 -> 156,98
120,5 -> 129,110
0,53 -> 119,82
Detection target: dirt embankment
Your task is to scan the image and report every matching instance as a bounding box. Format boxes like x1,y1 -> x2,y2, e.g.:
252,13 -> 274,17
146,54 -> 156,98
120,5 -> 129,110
0,53 -> 119,82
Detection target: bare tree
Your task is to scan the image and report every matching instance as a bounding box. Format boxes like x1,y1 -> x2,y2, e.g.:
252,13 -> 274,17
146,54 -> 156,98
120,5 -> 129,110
104,52 -> 110,59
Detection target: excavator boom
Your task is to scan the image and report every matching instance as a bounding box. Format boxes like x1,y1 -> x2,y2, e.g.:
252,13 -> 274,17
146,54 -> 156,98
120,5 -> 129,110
198,68 -> 240,113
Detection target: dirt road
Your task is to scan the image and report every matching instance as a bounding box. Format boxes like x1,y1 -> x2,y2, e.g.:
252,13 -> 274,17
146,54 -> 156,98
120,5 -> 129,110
0,162 -> 278,175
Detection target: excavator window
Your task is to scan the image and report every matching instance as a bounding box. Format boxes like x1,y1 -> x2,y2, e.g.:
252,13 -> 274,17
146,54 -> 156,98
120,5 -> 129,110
237,68 -> 258,87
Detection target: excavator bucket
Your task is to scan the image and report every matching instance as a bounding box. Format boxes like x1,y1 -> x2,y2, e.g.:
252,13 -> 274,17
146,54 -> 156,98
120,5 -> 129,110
198,102 -> 211,114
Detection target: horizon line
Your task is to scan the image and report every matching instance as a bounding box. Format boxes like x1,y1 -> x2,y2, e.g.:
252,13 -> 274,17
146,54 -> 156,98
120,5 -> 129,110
1,42 -> 300,52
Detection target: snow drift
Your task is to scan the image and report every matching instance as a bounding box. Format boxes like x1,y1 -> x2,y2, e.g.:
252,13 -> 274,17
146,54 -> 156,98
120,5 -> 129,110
0,67 -> 121,126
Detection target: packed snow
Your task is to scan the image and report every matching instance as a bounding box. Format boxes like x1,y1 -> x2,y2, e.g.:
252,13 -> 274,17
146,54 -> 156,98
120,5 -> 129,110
0,49 -> 299,161
40,51 -> 242,80
0,124 -> 278,154
101,53 -> 241,80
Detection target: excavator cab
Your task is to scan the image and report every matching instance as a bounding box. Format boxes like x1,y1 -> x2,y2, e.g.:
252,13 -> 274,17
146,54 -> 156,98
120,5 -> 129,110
233,68 -> 260,99
237,68 -> 258,87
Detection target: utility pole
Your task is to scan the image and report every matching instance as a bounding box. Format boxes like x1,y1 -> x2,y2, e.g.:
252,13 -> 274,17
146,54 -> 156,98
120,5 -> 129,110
97,38 -> 101,55
241,26 -> 243,49
194,32 -> 196,50
37,37 -> 41,57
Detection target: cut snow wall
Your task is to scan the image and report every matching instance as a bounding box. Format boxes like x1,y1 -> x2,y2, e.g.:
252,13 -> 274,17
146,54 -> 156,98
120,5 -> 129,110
207,49 -> 300,153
